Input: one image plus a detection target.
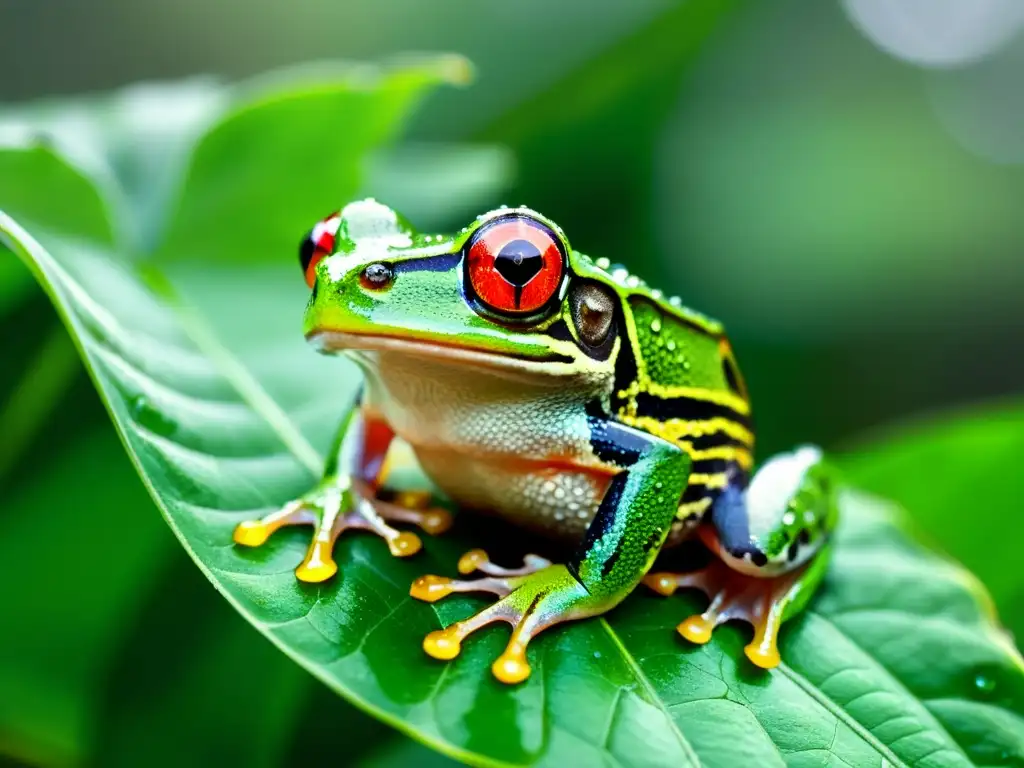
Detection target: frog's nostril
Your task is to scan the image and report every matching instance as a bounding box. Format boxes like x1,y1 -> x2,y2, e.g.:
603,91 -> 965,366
360,263 -> 395,291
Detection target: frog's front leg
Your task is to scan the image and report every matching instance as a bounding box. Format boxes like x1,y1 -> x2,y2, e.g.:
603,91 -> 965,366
410,422 -> 691,684
232,396 -> 451,582
645,446 -> 838,668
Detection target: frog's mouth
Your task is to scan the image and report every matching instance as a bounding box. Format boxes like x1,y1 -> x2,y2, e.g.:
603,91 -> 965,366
307,330 -> 578,376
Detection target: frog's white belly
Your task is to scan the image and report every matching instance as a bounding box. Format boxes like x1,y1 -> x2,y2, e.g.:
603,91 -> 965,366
413,448 -> 606,539
359,350 -> 612,539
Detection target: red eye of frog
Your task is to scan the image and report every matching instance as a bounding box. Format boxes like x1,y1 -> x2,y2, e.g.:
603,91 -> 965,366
299,212 -> 341,288
466,216 -> 565,317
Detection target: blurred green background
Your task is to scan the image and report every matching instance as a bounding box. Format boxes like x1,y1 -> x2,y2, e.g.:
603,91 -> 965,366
1,0 -> 1022,765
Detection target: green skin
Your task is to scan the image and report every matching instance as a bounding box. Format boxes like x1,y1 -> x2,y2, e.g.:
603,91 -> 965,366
240,198 -> 840,682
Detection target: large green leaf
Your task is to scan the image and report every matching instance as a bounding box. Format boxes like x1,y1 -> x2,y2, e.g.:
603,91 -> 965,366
5,200 -> 1024,766
841,403 -> 1024,640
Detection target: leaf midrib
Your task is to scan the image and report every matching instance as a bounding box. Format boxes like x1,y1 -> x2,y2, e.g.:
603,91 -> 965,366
139,265 -> 323,476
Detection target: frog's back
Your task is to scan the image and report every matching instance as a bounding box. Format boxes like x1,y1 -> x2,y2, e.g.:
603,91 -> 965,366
601,274 -> 755,540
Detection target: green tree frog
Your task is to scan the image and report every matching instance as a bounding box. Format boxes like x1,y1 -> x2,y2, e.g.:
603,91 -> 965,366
233,199 -> 838,685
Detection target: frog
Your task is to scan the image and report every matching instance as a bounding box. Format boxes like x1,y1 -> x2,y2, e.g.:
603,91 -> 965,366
233,198 -> 839,685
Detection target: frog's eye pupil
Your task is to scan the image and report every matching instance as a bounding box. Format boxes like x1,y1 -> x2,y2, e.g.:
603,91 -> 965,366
300,211 -> 341,289
494,240 -> 544,286
467,217 -> 565,318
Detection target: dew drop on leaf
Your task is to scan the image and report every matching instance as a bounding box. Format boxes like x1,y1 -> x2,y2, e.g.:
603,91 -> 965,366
974,673 -> 997,696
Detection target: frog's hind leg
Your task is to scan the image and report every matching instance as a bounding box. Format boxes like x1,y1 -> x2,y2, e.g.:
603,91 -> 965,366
645,445 -> 838,669
411,421 -> 692,684
646,543 -> 831,668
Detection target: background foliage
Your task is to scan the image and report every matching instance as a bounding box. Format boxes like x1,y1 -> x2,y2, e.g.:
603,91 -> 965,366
1,1 -> 1023,766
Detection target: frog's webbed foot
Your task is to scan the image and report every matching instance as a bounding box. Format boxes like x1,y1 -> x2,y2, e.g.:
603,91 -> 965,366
409,548 -> 551,603
644,561 -> 791,668
232,479 -> 452,583
410,562 -> 589,684
644,546 -> 829,669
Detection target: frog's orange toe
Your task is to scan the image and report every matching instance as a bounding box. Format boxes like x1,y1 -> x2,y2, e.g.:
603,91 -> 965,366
388,531 -> 422,557
423,628 -> 462,660
233,502 -> 314,548
233,520 -> 271,547
295,539 -> 339,582
677,614 -> 714,645
420,508 -> 453,535
643,572 -> 680,597
492,644 -> 531,684
458,548 -> 489,574
744,639 -> 781,669
295,561 -> 337,583
410,574 -> 455,602
395,490 -> 432,509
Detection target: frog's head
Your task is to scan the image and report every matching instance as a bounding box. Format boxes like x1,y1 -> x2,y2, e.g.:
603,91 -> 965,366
301,199 -> 627,386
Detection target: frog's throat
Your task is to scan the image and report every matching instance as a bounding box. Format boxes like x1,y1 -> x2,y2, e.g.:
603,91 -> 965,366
306,329 -> 577,377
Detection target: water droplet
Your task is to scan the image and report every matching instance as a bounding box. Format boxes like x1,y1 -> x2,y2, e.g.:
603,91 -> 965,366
650,318 -> 662,333
974,672 -> 997,696
669,296 -> 682,307
626,275 -> 640,288
666,340 -> 677,352
593,651 -> 602,659
595,257 -> 611,270
651,288 -> 664,299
